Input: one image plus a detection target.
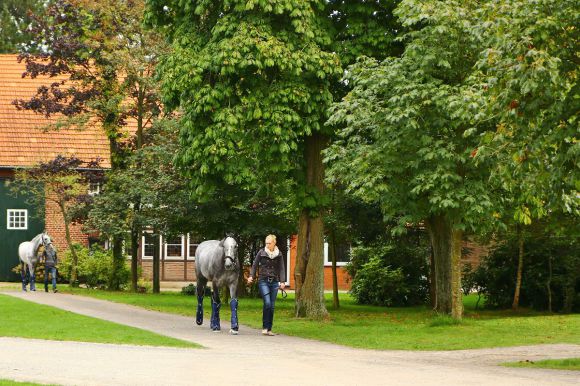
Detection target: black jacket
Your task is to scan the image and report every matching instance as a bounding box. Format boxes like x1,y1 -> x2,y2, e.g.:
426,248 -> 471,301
250,248 -> 285,281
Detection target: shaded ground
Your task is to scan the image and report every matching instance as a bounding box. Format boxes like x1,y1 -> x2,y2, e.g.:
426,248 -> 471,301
1,291 -> 578,386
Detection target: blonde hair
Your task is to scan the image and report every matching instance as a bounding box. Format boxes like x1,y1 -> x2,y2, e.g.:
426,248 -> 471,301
265,234 -> 277,244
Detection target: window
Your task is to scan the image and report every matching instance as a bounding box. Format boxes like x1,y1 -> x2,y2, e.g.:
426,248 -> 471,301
88,182 -> 102,196
142,233 -> 156,260
187,234 -> 200,260
324,242 -> 351,266
164,236 -> 184,260
7,209 -> 27,230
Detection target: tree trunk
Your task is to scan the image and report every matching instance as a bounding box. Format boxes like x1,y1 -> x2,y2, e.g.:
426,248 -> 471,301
294,133 -> 328,319
329,227 -> 340,309
109,236 -> 124,290
546,254 -> 552,313
60,203 -> 79,287
236,237 -> 248,298
512,225 -> 524,311
429,246 -> 437,309
425,215 -> 463,319
153,232 -> 160,293
130,226 -> 140,292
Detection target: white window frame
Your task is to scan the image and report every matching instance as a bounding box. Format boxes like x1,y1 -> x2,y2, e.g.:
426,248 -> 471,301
283,238 -> 290,285
141,233 -> 159,260
87,182 -> 102,196
7,209 -> 28,230
186,234 -> 199,261
164,235 -> 185,260
323,242 -> 350,267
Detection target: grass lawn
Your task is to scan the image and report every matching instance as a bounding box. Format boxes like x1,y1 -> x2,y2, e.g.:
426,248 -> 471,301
61,287 -> 580,351
0,294 -> 200,348
503,358 -> 580,371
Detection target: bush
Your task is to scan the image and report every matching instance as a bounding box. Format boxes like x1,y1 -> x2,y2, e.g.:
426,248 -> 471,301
473,234 -> 579,312
350,256 -> 408,306
59,244 -> 130,290
181,283 -> 196,295
348,238 -> 430,306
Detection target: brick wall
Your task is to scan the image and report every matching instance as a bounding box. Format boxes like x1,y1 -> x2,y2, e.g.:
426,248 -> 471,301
288,235 -> 352,291
45,193 -> 88,252
140,260 -> 197,281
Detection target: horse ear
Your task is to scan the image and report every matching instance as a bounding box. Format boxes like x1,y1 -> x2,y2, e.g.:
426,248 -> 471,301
219,239 -> 225,247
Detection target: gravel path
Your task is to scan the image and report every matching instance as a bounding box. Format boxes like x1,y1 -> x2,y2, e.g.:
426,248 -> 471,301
1,291 -> 578,386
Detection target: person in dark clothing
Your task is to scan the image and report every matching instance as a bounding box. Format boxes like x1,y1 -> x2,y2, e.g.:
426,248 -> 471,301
247,234 -> 286,336
43,244 -> 58,293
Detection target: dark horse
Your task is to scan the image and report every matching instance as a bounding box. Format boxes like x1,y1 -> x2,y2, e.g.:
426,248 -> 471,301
195,236 -> 239,334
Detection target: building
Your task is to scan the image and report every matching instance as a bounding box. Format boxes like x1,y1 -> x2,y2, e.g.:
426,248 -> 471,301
0,54 -> 115,280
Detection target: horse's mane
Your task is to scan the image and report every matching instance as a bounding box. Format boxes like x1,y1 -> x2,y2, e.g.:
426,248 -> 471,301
30,233 -> 44,243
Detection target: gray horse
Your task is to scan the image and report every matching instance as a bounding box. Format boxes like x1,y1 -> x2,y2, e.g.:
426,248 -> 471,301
195,236 -> 239,334
18,232 -> 52,291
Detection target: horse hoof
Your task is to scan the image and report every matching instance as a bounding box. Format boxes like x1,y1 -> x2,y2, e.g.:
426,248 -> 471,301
229,329 -> 238,335
196,320 -> 203,326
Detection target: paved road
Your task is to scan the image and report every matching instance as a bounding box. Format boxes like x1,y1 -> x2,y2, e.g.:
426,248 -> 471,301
1,291 -> 579,386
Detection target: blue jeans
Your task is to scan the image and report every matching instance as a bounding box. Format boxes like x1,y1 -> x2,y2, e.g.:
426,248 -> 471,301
44,267 -> 57,291
258,279 -> 279,331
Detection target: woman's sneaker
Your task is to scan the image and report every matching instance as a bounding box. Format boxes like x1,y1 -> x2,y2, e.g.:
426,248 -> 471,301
266,331 -> 275,336
262,329 -> 268,335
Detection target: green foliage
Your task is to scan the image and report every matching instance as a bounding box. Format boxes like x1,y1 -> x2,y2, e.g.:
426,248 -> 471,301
473,229 -> 579,312
459,0 -> 580,232
145,0 -> 340,198
325,0 -> 496,234
350,256 -> 408,306
59,244 -> 129,290
0,0 -> 42,53
181,283 -> 196,296
471,0 -> 579,217
348,235 -> 430,306
327,0 -> 403,66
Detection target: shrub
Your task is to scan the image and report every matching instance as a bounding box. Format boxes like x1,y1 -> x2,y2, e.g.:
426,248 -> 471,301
59,244 -> 129,290
348,238 -> 430,306
350,256 -> 408,306
181,283 -> 196,296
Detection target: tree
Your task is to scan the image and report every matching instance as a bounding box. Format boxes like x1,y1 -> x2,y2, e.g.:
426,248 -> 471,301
472,0 -> 579,219
0,0 -> 42,53
14,0 -> 166,291
10,156 -> 103,286
467,0 -> 578,310
325,0 -> 496,319
145,0 -> 341,318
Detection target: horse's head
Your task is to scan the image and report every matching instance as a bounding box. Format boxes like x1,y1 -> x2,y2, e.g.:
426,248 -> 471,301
220,236 -> 238,271
41,233 -> 53,248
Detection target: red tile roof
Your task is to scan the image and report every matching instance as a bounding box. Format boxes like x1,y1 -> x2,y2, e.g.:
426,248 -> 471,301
0,54 -> 133,169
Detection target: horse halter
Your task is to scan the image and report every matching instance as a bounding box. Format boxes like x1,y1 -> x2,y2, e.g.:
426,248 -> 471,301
41,234 -> 52,248
223,239 -> 238,270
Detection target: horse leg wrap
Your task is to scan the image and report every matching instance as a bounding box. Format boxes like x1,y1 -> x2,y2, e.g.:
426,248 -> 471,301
196,296 -> 204,325
30,273 -> 36,291
210,301 -> 221,331
20,265 -> 27,291
230,298 -> 239,331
